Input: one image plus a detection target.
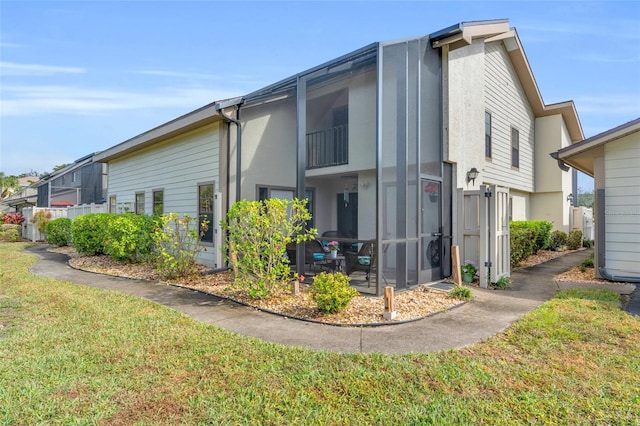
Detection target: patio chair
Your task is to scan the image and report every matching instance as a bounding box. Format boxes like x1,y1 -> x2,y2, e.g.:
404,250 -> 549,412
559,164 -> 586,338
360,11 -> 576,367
345,242 -> 375,284
286,240 -> 328,272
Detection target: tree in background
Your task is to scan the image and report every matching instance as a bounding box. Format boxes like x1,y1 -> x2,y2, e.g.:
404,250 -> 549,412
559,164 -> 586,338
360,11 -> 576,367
577,187 -> 594,208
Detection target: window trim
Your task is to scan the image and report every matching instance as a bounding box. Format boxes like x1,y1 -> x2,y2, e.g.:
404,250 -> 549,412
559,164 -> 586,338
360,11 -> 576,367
511,127 -> 520,169
198,182 -> 215,245
152,189 -> 164,215
135,191 -> 145,215
485,111 -> 492,159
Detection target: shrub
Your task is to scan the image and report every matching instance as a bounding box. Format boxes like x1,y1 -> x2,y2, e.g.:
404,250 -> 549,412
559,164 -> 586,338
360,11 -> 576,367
567,229 -> 583,250
548,230 -> 567,251
583,239 -> 594,248
71,213 -> 113,255
491,275 -> 511,290
510,220 -> 553,268
222,198 -> 316,299
579,253 -> 594,272
510,226 -> 535,267
312,272 -> 359,314
30,210 -> 52,235
45,218 -> 72,246
0,224 -> 22,242
450,285 -> 472,300
104,214 -> 159,263
152,213 -> 206,280
2,213 -> 24,225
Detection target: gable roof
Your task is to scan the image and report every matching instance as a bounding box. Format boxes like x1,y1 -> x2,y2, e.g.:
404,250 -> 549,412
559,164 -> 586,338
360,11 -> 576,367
432,20 -> 583,142
555,117 -> 640,175
94,98 -> 243,163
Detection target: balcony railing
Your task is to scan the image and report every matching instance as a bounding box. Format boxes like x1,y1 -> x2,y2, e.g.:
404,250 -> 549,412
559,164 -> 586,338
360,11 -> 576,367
306,124 -> 348,169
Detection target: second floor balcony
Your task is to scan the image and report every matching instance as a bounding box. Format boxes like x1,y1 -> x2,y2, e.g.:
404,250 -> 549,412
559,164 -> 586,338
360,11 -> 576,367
306,124 -> 348,169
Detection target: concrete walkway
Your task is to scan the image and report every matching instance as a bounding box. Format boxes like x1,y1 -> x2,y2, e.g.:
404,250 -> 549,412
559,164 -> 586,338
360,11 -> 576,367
25,245 -> 636,354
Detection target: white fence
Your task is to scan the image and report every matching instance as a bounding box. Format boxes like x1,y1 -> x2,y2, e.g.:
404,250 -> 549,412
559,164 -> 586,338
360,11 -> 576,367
570,206 -> 594,241
67,203 -> 106,220
21,203 -> 107,242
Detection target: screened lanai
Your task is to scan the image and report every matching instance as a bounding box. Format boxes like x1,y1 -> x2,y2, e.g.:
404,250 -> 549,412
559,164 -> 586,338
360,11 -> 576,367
241,35 -> 450,296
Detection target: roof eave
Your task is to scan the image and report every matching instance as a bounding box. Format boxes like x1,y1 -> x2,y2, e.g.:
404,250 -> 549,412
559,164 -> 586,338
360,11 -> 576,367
94,100 -> 239,163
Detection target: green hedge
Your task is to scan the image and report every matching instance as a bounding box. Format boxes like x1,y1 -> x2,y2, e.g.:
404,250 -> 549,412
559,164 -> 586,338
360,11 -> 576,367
510,220 -> 553,268
72,213 -> 113,256
45,218 -> 72,247
71,213 -> 160,262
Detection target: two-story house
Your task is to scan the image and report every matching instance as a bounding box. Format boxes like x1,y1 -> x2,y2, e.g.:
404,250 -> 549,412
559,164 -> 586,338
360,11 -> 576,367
36,153 -> 108,208
95,19 -> 583,295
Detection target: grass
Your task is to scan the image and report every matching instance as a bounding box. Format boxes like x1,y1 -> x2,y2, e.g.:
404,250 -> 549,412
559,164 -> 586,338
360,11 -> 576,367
1,242 -> 639,424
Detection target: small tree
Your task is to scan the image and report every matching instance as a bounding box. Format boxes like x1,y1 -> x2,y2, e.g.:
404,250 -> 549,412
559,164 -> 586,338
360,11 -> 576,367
222,198 -> 316,299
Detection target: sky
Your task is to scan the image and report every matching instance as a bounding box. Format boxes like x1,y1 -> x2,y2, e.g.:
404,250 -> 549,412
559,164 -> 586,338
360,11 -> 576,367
1,1 -> 639,193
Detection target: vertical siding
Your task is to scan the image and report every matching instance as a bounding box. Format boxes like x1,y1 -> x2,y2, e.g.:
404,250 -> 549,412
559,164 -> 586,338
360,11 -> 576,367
107,122 -> 220,217
605,135 -> 640,276
484,42 -> 535,193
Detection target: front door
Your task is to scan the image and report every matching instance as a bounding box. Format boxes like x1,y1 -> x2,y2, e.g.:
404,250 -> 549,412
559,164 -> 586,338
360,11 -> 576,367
337,192 -> 358,239
421,179 -> 442,282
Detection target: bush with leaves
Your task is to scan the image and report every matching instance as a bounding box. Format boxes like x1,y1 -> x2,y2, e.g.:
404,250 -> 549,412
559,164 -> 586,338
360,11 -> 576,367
104,214 -> 160,263
222,198 -> 316,299
71,213 -> 113,255
548,230 -> 567,251
312,272 -> 359,314
2,213 -> 24,225
30,210 -> 52,235
0,224 -> 22,242
567,229 -> 583,250
580,253 -> 594,272
510,220 -> 553,267
45,218 -> 72,247
152,213 -> 207,279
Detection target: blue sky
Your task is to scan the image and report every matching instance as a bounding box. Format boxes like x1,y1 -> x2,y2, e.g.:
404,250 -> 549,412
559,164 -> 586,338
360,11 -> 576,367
1,1 -> 639,192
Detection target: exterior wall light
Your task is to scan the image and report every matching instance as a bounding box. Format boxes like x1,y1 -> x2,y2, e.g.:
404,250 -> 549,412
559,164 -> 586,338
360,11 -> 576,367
466,167 -> 479,185
567,193 -> 574,204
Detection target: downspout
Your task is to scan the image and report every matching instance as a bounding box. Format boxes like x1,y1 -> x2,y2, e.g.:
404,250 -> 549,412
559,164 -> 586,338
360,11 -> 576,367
217,105 -> 242,203
598,267 -> 640,283
217,103 -> 242,270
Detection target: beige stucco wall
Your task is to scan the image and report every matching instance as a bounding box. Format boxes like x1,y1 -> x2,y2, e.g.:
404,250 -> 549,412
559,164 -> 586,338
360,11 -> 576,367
446,39 -> 485,190
239,98 -> 297,200
510,189 -> 530,221
306,68 -> 377,178
530,115 -> 573,231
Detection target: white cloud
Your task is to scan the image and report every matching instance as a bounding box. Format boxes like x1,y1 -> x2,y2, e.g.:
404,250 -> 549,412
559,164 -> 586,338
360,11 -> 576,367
0,61 -> 85,76
0,84 -> 241,116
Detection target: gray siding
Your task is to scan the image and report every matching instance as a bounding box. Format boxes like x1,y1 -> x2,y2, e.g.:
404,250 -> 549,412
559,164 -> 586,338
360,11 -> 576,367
107,122 -> 220,216
605,135 -> 640,276
483,42 -> 535,193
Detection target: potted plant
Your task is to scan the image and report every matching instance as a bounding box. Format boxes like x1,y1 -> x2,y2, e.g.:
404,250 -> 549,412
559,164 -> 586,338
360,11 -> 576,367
327,240 -> 339,258
460,260 -> 476,283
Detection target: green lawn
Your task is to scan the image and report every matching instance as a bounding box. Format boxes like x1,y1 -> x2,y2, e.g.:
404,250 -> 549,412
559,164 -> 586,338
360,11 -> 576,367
1,243 -> 639,424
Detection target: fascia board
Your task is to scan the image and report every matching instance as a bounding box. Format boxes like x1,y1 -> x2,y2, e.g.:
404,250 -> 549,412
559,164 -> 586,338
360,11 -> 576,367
94,103 -> 222,162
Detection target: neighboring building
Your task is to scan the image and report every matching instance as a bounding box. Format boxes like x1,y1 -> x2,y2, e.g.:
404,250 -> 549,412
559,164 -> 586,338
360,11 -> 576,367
0,176 -> 40,213
555,118 -> 640,282
96,19 -> 583,294
36,153 -> 107,208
